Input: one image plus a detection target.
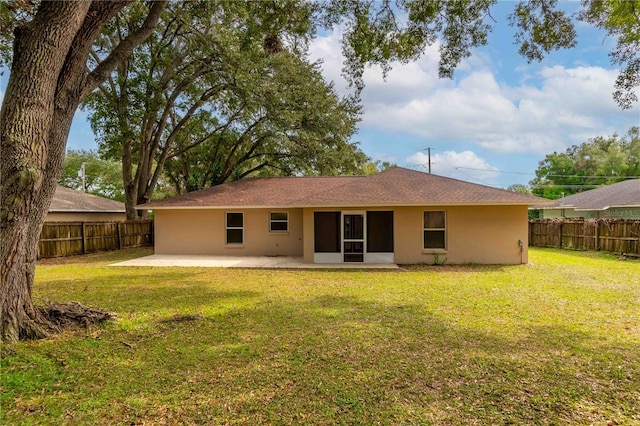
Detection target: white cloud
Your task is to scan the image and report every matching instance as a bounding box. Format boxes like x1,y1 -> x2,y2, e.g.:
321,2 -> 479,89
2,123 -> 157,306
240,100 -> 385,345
362,64 -> 633,155
309,30 -> 639,157
406,150 -> 500,183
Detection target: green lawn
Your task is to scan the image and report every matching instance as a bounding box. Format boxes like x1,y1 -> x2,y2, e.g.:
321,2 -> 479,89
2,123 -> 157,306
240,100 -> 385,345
2,248 -> 639,425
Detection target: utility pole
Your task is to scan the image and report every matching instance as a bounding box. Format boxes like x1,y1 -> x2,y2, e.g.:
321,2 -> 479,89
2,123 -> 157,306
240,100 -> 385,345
79,162 -> 87,192
426,147 -> 431,174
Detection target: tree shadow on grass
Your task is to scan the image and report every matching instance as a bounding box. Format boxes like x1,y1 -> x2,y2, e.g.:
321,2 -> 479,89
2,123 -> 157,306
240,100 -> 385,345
4,289 -> 638,425
37,272 -> 262,313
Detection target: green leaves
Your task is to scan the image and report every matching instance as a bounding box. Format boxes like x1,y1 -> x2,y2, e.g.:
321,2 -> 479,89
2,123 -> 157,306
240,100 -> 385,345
508,0 -> 577,63
580,0 -> 640,109
530,127 -> 640,198
59,150 -> 125,201
328,0 -> 498,89
437,0 -> 496,79
0,0 -> 37,66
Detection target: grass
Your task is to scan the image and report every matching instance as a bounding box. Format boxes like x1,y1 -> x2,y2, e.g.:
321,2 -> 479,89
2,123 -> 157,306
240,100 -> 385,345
1,248 -> 639,425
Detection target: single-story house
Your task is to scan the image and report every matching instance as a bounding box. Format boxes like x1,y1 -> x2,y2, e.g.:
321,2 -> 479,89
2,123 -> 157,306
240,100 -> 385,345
46,185 -> 126,222
532,179 -> 640,220
141,167 -> 549,265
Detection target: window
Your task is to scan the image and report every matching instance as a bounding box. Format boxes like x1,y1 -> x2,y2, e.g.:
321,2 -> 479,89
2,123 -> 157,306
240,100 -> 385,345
226,212 -> 243,244
423,211 -> 446,249
270,212 -> 288,232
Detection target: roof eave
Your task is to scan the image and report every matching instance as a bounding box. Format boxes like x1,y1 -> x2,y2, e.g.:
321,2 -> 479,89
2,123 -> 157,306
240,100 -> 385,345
574,204 -> 640,211
573,207 -> 607,212
529,203 -> 576,209
608,204 -> 640,209
50,209 -> 126,213
143,201 -> 541,210
531,204 -> 640,211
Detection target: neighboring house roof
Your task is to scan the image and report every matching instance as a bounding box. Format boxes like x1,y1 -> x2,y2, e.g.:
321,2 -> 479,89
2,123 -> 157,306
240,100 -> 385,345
50,185 -> 125,212
141,167 -> 547,210
533,179 -> 640,211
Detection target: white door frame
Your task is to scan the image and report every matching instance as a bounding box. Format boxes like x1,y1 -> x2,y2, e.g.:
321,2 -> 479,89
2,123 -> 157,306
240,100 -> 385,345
341,210 -> 366,263
313,210 -> 395,264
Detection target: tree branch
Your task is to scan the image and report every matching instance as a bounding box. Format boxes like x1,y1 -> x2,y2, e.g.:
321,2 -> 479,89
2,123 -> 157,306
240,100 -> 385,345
222,116 -> 268,174
171,122 -> 229,157
238,161 -> 270,179
82,0 -> 168,99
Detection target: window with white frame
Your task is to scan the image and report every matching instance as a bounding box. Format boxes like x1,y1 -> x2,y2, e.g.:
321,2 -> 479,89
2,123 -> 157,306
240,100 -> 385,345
269,212 -> 288,232
226,212 -> 244,244
423,211 -> 446,249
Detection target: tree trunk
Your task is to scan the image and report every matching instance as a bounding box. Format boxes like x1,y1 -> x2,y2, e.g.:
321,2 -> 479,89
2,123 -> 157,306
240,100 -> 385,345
1,1 -> 166,342
122,139 -> 140,220
0,3 -> 92,342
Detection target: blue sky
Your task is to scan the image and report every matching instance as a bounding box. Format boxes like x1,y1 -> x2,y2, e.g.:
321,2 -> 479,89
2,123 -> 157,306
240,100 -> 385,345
2,2 -> 638,189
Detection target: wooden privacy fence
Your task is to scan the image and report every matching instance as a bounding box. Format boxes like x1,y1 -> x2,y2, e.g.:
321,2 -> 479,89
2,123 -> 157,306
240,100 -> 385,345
38,220 -> 153,259
529,219 -> 640,256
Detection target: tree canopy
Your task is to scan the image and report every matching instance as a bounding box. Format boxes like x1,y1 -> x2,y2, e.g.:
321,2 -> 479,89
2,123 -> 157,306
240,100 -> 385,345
84,2 -> 368,218
530,126 -> 640,199
3,0 -> 638,108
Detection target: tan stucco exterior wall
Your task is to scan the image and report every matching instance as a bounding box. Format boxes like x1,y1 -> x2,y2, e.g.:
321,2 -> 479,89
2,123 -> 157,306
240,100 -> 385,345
395,205 -> 528,264
155,205 -> 528,264
303,205 -> 529,264
45,212 -> 127,222
154,208 -> 304,256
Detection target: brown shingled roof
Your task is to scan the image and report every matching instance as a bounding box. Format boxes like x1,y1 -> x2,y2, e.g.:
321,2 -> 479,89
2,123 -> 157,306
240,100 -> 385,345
51,186 -> 125,212
141,167 -> 547,209
534,179 -> 640,211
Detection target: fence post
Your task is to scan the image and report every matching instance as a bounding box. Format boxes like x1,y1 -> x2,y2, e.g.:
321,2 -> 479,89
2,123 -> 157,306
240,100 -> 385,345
595,219 -> 600,251
117,222 -> 122,249
81,222 -> 86,254
559,220 -> 563,249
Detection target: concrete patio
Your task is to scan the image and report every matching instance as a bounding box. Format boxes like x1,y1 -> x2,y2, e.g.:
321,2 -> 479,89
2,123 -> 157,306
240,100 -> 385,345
110,254 -> 399,269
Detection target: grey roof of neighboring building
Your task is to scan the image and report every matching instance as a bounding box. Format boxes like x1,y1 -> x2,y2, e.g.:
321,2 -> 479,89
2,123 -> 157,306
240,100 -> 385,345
141,167 -> 548,210
533,179 -> 640,211
50,186 -> 125,212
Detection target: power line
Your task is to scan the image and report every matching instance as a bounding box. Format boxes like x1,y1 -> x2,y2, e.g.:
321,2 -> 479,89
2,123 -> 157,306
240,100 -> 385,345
454,166 -> 533,175
530,185 -> 603,188
404,163 -> 506,188
454,168 -> 496,187
454,166 -> 640,179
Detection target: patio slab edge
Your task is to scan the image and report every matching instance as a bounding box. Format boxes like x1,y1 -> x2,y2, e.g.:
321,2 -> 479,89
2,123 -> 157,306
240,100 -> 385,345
109,254 -> 399,269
